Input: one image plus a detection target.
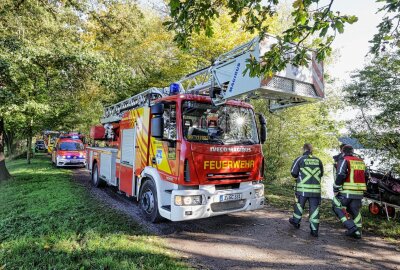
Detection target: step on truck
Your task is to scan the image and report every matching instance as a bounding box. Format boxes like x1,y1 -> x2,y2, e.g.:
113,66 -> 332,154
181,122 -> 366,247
86,35 -> 325,222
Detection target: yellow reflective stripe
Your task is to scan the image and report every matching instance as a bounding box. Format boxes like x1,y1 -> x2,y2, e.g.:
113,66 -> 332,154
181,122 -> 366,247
342,183 -> 367,191
349,160 -> 366,184
354,213 -> 362,224
310,223 -> 316,230
297,184 -> 321,188
340,190 -> 364,195
310,208 -> 319,219
296,203 -> 303,214
296,188 -> 321,193
340,216 -> 347,223
300,168 -> 312,182
333,197 -> 342,207
293,213 -> 301,219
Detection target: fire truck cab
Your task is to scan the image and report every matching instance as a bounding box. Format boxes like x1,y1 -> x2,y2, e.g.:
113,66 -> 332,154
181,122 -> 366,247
87,94 -> 266,222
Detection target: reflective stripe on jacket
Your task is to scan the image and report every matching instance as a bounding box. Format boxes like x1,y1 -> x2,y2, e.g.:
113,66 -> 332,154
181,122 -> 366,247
291,152 -> 324,197
336,155 -> 367,198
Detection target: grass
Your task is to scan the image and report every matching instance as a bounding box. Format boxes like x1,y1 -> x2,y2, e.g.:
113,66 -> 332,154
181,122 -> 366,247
265,182 -> 400,240
0,155 -> 189,270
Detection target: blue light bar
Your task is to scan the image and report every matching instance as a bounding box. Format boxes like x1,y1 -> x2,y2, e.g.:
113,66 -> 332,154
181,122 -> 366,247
169,83 -> 180,95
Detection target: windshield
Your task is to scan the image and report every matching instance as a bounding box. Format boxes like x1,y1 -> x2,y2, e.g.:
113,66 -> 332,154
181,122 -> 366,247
182,101 -> 259,145
59,142 -> 84,151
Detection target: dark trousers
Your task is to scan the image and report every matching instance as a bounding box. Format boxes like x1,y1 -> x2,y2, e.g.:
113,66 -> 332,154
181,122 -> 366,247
332,194 -> 362,230
292,194 -> 321,232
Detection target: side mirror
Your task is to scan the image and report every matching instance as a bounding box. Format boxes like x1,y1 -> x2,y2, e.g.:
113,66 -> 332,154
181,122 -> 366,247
258,113 -> 267,144
151,116 -> 164,139
151,103 -> 164,115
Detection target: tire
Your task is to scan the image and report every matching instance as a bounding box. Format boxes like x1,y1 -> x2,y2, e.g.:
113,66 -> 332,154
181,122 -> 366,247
139,179 -> 162,223
383,206 -> 396,218
369,202 -> 381,215
91,163 -> 104,187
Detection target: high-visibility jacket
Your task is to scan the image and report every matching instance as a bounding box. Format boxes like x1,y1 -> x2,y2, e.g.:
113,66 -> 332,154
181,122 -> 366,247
291,152 -> 324,197
335,155 -> 367,199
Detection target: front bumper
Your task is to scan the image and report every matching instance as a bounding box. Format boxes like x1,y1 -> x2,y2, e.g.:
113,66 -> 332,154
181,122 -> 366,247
56,158 -> 86,167
169,182 -> 265,221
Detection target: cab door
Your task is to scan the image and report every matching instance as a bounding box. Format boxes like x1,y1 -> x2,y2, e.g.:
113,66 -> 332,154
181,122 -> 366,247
150,102 -> 180,182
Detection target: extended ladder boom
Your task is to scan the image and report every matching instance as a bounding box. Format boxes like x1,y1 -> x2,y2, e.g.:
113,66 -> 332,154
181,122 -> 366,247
177,35 -> 324,109
101,34 -> 325,124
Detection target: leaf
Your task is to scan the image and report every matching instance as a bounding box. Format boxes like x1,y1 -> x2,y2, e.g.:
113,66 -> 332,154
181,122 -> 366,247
335,21 -> 344,34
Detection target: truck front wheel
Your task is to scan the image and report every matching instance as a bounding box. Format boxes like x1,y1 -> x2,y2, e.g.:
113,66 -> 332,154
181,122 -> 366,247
140,179 -> 162,223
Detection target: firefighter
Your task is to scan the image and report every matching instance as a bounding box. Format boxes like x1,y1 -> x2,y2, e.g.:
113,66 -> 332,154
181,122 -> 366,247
332,143 -> 347,181
289,143 -> 324,237
333,143 -> 347,169
332,145 -> 367,239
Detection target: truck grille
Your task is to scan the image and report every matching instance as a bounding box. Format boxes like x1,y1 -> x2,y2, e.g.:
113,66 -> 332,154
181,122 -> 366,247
207,172 -> 250,181
211,199 -> 246,212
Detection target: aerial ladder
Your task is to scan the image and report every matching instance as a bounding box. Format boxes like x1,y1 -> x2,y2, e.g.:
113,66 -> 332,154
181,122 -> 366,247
101,35 -> 324,124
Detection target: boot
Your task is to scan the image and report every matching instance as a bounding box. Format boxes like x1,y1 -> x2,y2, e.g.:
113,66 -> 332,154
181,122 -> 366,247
289,217 -> 300,229
346,226 -> 361,239
310,230 -> 318,237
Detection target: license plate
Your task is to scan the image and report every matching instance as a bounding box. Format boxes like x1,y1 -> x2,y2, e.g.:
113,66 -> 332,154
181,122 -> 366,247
220,193 -> 242,202
70,159 -> 80,163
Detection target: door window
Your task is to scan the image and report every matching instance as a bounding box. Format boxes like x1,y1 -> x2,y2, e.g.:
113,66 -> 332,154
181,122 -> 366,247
121,128 -> 135,166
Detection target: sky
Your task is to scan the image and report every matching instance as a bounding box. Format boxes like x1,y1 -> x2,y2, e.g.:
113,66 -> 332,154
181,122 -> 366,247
326,0 -> 385,84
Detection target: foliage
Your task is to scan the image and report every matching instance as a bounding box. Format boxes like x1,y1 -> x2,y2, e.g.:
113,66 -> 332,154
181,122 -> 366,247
253,96 -> 340,183
343,51 -> 400,172
370,0 -> 400,54
165,0 -> 358,77
0,155 -> 188,269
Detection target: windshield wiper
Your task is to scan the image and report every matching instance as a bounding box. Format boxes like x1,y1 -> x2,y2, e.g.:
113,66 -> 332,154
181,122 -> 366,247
225,139 -> 256,145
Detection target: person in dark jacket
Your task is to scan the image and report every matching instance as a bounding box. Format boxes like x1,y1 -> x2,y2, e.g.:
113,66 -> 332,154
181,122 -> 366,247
289,143 -> 324,237
333,143 -> 347,169
332,145 -> 367,239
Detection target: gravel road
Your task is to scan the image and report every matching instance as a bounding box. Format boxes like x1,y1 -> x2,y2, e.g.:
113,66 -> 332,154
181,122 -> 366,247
73,169 -> 400,270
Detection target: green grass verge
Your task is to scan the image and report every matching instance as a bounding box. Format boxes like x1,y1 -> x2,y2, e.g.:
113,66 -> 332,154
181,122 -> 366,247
265,182 -> 400,240
1,155 -> 189,270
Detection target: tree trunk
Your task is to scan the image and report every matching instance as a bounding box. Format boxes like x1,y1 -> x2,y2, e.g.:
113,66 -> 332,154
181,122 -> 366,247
4,130 -> 15,157
26,119 -> 33,164
0,118 -> 11,181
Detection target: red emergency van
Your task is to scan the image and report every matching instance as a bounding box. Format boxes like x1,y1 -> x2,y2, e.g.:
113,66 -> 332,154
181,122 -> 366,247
52,138 -> 86,168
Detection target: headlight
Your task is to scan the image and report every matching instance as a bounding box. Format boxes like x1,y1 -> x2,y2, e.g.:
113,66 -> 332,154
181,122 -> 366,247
254,188 -> 264,198
174,195 -> 203,206
57,155 -> 66,159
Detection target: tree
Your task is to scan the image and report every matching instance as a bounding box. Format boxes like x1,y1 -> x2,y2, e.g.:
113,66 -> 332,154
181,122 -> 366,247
0,119 -> 11,180
370,0 -> 400,54
165,0 -> 358,77
0,0 -> 106,171
344,51 -> 400,172
252,95 -> 340,182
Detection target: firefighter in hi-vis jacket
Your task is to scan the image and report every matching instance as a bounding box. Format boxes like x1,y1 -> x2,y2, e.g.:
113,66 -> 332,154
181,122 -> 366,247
332,145 -> 367,239
289,143 -> 324,237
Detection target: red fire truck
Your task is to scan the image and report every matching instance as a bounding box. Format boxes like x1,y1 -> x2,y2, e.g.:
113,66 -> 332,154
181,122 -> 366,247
86,35 -> 325,222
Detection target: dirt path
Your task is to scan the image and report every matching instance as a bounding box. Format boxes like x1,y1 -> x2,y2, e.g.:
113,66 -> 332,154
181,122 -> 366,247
73,169 -> 400,270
